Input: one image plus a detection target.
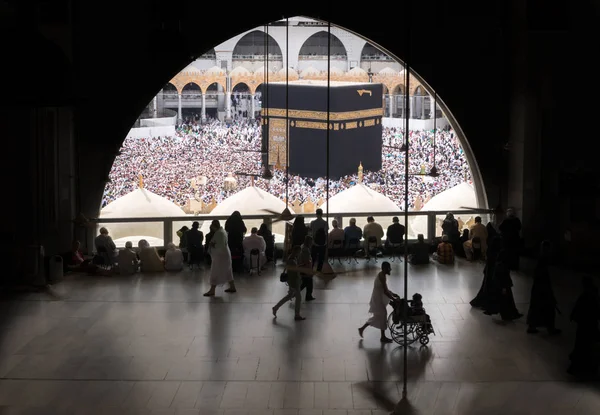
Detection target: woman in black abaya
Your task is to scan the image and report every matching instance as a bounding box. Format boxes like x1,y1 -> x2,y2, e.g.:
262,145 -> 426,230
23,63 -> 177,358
484,249 -> 523,321
470,236 -> 503,309
526,240 -> 561,334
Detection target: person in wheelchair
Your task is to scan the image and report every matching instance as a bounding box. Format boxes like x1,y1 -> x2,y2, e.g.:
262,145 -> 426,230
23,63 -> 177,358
408,293 -> 433,333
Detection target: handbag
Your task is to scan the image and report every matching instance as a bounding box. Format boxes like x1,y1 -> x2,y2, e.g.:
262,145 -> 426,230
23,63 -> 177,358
279,268 -> 288,283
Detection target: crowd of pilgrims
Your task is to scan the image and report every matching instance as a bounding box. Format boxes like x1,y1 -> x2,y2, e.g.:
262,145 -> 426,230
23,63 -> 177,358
102,117 -> 472,210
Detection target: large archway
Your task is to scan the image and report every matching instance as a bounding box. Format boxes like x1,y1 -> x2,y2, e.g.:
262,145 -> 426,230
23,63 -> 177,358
102,16 -> 488,242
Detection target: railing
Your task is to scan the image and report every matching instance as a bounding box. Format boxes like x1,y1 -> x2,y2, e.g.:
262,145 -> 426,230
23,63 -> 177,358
90,209 -> 493,251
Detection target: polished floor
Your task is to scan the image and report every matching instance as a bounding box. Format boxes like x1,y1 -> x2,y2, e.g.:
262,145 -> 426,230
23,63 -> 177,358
0,256 -> 598,414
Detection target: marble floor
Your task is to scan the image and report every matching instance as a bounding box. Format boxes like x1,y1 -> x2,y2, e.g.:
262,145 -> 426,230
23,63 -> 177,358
0,256 -> 598,415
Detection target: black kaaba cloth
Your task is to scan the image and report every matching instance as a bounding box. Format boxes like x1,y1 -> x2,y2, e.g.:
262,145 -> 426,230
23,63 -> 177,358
261,80 -> 383,179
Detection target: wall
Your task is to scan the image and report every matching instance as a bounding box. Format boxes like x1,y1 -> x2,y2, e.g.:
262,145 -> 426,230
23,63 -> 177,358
382,117 -> 449,130
126,125 -> 175,139
140,116 -> 176,127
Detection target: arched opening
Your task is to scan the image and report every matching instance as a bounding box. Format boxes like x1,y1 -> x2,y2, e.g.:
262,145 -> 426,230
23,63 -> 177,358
103,16 -> 488,246
233,30 -> 283,72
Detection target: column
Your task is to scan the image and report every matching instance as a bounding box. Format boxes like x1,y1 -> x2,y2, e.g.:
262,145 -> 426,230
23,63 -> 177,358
389,93 -> 395,117
409,95 -> 416,118
177,92 -> 182,123
201,93 -> 206,122
430,95 -> 436,119
421,96 -> 426,119
250,93 -> 255,119
225,91 -> 232,120
153,95 -> 158,117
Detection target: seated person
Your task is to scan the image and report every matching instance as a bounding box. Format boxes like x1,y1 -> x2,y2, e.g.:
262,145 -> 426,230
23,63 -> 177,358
164,242 -> 184,271
118,241 -> 139,275
408,293 -> 432,331
385,216 -> 406,249
343,217 -> 363,248
138,239 -> 164,272
94,227 -> 118,263
363,216 -> 384,255
408,234 -> 430,265
242,227 -> 267,269
433,234 -> 455,264
463,216 -> 488,261
65,240 -> 100,274
257,223 -> 275,262
328,219 -> 345,249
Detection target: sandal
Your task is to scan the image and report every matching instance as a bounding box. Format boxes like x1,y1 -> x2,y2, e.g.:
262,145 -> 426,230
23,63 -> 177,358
224,288 -> 237,293
203,292 -> 215,297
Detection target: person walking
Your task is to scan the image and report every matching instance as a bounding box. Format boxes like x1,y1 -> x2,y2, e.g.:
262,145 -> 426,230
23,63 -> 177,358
526,240 -> 561,334
203,220 -> 236,296
299,235 -> 316,301
272,245 -> 305,321
358,261 -> 398,343
484,249 -> 523,321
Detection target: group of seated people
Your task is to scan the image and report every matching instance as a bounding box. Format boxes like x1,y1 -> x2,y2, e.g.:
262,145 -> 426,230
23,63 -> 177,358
326,215 -> 406,256
432,215 -> 489,265
66,227 -> 188,275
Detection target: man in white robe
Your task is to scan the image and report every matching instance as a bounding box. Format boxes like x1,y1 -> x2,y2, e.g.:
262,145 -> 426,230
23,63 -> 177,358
242,227 -> 267,270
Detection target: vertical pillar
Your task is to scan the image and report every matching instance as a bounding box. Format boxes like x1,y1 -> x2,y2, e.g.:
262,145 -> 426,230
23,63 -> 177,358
421,96 -> 426,119
177,92 -> 182,123
409,95 -> 415,118
430,95 -> 436,119
153,95 -> 158,118
201,93 -> 206,122
251,93 -> 255,119
226,91 -> 232,120
389,93 -> 395,117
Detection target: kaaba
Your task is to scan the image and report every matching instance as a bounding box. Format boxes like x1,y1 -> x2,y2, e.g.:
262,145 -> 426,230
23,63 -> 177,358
261,80 -> 383,179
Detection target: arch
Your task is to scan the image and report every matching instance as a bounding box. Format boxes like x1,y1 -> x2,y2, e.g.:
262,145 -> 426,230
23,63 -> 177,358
232,82 -> 250,93
107,16 -> 488,219
182,82 -> 201,92
298,31 -> 347,57
163,82 -> 177,93
233,30 -> 282,58
414,85 -> 425,96
200,48 -> 216,59
390,84 -> 404,95
360,42 -> 391,61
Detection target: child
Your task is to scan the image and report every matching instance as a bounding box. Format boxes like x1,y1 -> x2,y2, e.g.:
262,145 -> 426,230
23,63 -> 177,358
409,293 -> 433,333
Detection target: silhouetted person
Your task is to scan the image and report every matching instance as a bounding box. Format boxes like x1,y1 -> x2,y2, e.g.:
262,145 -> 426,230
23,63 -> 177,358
186,221 -> 204,268
257,223 -> 274,263
291,215 -> 308,247
568,276 -> 600,377
225,210 -> 247,270
299,235 -> 315,301
526,240 -> 561,335
408,234 -> 430,265
470,236 -> 503,309
358,261 -> 398,343
310,209 -> 328,272
441,212 -> 460,251
484,249 -> 523,321
499,208 -> 522,270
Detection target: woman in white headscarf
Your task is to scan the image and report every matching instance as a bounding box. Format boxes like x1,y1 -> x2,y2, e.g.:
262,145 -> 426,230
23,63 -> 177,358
204,220 -> 236,296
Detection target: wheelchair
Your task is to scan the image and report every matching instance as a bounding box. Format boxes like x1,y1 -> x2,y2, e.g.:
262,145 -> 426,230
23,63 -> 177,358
387,297 -> 435,346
